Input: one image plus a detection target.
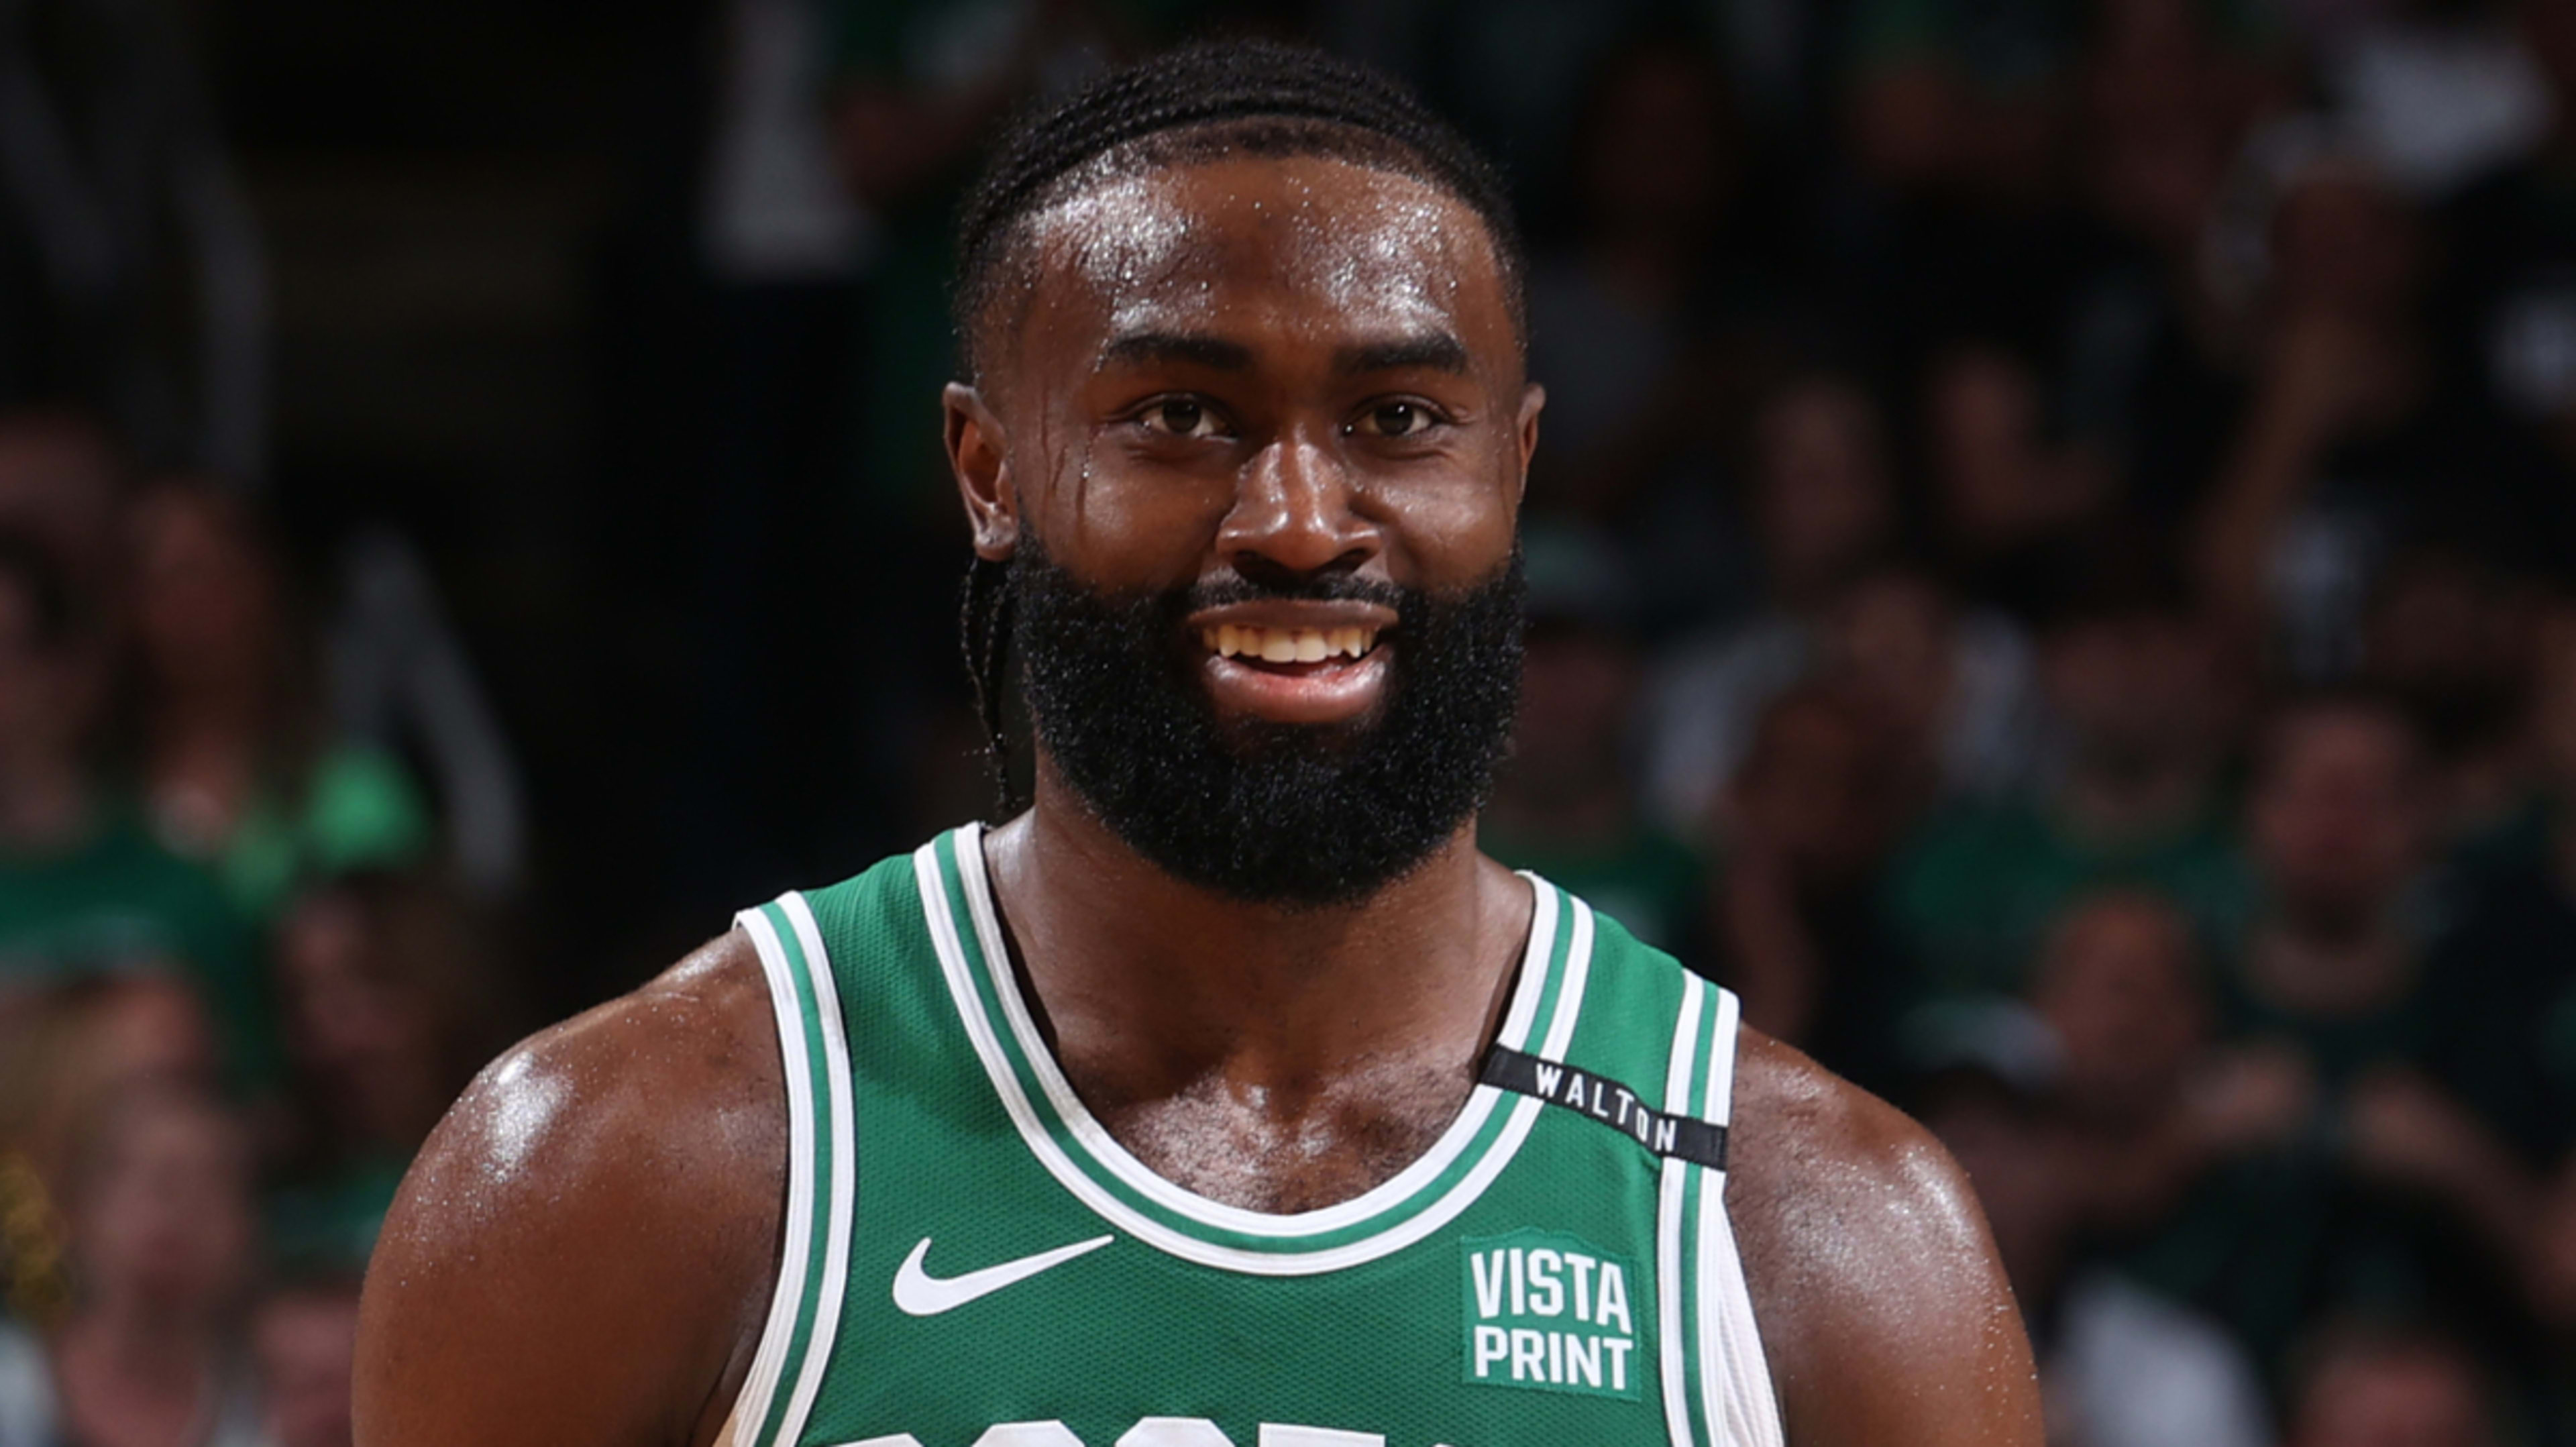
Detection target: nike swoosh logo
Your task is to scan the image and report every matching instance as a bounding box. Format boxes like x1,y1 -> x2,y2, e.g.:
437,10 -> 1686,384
890,1234 -> 1114,1316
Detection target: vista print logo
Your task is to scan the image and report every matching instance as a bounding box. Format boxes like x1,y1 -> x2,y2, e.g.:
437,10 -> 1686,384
1458,1230 -> 1642,1400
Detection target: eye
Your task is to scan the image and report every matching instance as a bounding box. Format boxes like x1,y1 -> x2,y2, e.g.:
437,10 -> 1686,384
1350,400 -> 1440,438
1137,397 -> 1229,439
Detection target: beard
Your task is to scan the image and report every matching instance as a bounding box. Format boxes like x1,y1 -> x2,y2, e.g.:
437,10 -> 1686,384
1008,541 -> 1524,909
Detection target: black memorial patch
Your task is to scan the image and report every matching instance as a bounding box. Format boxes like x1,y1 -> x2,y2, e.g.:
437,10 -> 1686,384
1479,1047 -> 1729,1170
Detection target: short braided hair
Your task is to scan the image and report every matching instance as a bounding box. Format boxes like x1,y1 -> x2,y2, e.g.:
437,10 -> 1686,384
951,40 -> 1525,815
953,38 -> 1527,382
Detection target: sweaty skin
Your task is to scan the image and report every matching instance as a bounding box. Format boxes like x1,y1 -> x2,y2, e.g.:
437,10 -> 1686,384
354,154 -> 2042,1447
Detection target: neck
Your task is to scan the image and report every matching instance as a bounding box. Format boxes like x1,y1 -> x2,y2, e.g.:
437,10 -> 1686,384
983,764 -> 1530,1119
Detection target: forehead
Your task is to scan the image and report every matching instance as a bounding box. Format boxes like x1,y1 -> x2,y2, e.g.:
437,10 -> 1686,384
1011,154 -> 1508,366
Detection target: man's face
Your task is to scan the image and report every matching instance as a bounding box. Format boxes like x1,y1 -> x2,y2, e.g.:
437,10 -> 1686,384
2041,610 -> 2222,775
2251,708 -> 2428,932
951,152 -> 1542,904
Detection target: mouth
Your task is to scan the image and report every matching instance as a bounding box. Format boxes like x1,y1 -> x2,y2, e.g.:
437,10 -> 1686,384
1191,619 -> 1394,725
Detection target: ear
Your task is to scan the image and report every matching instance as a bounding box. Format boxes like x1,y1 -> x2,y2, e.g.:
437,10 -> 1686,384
946,382 -> 1018,561
1513,381 -> 1546,504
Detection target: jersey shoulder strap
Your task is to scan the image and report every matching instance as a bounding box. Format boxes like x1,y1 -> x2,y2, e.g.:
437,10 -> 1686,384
1529,900 -> 1787,1447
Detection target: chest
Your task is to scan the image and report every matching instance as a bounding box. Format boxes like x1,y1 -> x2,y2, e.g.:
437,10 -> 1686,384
809,1055 -> 1670,1447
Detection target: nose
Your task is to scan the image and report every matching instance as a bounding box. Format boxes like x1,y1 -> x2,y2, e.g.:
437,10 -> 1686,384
1216,426 -> 1378,579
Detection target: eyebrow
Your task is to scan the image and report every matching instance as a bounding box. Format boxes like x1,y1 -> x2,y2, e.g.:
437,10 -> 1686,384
1097,331 -> 1254,372
1334,333 -> 1470,377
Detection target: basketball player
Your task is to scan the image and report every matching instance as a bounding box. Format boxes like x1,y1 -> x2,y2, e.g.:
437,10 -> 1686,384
354,43 -> 2041,1447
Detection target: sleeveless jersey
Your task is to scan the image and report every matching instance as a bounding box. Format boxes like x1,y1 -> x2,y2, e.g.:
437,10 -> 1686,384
721,824 -> 1782,1447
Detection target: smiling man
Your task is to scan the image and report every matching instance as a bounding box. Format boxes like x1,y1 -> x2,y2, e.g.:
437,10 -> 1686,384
353,42 -> 2040,1447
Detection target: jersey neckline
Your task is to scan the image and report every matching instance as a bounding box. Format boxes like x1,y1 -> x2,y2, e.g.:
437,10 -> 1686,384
912,822 -> 1595,1275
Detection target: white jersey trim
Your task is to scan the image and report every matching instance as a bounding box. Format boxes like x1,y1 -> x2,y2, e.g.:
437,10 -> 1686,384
725,897 -> 858,1447
916,826 -> 1595,1275
1657,973 -> 1710,1447
725,906 -> 816,1447
1696,989 -> 1785,1447
778,894 -> 859,1447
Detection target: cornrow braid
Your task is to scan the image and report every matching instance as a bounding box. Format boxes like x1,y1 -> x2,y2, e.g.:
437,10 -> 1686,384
948,40 -> 1525,814
953,38 -> 1527,382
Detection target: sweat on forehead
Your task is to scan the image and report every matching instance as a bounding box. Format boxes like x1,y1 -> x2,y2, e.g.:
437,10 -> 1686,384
960,118 -> 1527,382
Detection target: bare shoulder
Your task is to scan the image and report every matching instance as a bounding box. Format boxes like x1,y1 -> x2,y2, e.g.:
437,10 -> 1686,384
355,930 -> 787,1447
1724,1028 -> 2043,1447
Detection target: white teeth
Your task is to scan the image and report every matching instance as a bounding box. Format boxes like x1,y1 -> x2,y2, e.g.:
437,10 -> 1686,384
1206,625 -> 1382,661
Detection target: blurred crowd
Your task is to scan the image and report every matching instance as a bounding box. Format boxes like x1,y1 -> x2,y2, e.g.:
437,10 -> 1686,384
0,413 -> 524,1444
9,0 -> 2576,1444
1421,0 -> 2576,1443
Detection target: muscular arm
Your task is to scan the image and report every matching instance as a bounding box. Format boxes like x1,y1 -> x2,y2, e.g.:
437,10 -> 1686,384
1727,1030 -> 2044,1447
354,934 -> 786,1447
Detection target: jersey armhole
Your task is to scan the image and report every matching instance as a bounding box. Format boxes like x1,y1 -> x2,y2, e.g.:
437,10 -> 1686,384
722,896 -> 857,1447
1698,994 -> 1786,1447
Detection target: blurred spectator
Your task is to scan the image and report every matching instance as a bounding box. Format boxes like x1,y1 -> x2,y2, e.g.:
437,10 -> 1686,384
1483,534 -> 1705,954
2361,543 -> 2544,841
250,1274 -> 357,1447
0,411 -> 126,604
2429,603 -> 2576,1169
2062,0 -> 2282,527
1642,374 -> 1896,829
2029,892 -> 2239,1234
2283,1318 -> 2504,1447
1644,376 -> 2040,831
1921,337 -> 2116,616
2118,692 -> 2536,1373
1521,32 -> 1764,629
0,975 -> 219,1334
320,531 -> 525,902
0,1085 -> 264,1447
2236,694 -> 2534,1254
1913,1032 -> 2273,1447
2196,128 -> 2544,679
125,480 -> 432,928
1880,562 -> 2245,1003
0,529 -> 262,1087
1710,684 -> 1917,1087
0,975 -> 219,1185
263,870 -> 517,1271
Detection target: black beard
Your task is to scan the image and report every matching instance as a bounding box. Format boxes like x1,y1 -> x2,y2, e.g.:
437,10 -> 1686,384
1008,542 -> 1525,909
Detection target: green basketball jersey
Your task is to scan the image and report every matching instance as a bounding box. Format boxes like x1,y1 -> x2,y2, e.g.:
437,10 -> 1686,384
723,824 -> 1782,1447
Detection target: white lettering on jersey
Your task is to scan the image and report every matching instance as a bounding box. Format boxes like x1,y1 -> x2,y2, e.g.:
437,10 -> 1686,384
1525,1250 -> 1563,1318
973,1426 -> 1083,1446
1595,1261 -> 1632,1335
1116,1421 -> 1234,1446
